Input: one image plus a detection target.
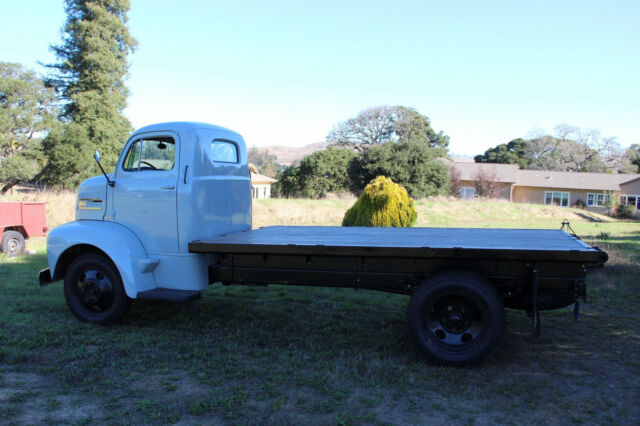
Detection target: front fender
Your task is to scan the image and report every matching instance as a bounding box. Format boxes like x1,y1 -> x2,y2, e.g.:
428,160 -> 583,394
46,220 -> 158,297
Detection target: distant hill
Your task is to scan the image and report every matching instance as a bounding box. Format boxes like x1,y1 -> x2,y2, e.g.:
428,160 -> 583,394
263,142 -> 329,166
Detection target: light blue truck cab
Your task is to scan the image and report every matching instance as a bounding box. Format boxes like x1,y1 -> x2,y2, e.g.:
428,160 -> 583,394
40,122 -> 251,324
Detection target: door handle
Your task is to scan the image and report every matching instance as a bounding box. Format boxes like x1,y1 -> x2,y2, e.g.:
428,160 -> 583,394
160,185 -> 175,190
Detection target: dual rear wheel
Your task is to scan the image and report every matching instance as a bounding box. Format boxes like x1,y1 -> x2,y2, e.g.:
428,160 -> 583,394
407,272 -> 505,366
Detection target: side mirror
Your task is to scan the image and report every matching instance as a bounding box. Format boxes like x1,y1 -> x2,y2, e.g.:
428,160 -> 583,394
93,150 -> 114,187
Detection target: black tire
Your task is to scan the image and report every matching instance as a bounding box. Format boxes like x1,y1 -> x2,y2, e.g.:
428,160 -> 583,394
64,253 -> 130,325
2,230 -> 25,257
406,272 -> 504,366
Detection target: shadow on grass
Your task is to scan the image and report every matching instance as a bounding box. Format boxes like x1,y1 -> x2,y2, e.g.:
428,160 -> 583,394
574,212 -> 610,223
0,252 -> 49,284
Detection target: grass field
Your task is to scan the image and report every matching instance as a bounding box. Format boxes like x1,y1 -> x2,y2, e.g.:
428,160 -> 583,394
1,193 -> 639,424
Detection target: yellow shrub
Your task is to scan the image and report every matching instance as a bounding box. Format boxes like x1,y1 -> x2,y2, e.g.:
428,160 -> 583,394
342,176 -> 417,227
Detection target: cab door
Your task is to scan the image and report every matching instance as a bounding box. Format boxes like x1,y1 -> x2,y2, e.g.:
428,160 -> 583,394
112,133 -> 180,254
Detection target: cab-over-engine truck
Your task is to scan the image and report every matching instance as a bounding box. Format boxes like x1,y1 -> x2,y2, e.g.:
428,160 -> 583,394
39,122 -> 608,366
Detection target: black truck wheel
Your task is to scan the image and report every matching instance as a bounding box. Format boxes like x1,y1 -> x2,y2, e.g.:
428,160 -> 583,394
64,253 -> 130,325
407,272 -> 504,366
1,230 -> 25,257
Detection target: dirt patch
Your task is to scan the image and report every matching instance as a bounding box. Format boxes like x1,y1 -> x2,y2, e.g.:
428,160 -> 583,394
0,369 -> 104,424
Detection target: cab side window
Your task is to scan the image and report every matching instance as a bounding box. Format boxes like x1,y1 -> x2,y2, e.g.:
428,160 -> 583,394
210,140 -> 238,163
123,137 -> 176,171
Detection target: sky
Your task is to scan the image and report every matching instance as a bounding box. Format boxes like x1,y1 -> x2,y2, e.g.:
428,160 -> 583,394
1,0 -> 639,156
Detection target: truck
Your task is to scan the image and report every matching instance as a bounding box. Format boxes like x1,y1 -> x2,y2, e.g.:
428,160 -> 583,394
38,122 -> 608,366
1,201 -> 48,257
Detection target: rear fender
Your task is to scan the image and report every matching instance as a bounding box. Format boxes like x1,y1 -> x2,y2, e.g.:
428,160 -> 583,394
46,221 -> 158,297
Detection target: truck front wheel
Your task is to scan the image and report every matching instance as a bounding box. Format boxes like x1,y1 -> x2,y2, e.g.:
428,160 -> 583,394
2,230 -> 25,257
64,253 -> 130,325
407,272 -> 504,366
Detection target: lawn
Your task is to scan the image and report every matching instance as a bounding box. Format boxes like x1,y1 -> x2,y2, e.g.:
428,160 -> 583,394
1,196 -> 639,424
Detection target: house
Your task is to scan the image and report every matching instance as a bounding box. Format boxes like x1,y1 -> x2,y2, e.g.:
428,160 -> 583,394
250,172 -> 278,199
451,161 -> 640,212
452,162 -> 518,200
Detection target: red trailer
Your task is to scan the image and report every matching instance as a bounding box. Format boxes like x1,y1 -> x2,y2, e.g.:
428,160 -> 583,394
0,201 -> 48,257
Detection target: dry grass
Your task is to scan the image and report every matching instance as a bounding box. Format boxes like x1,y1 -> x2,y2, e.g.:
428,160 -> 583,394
414,196 -> 611,228
252,198 -> 354,228
0,188 -> 626,233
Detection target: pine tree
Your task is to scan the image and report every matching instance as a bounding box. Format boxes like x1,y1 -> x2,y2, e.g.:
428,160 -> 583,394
45,0 -> 136,187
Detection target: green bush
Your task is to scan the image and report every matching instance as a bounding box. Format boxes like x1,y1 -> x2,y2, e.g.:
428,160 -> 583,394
275,148 -> 358,198
342,176 -> 417,227
615,204 -> 637,219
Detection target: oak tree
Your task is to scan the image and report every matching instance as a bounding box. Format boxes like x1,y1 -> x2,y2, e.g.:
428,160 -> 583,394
327,106 -> 448,152
0,63 -> 58,193
276,148 -> 358,198
349,140 -> 449,198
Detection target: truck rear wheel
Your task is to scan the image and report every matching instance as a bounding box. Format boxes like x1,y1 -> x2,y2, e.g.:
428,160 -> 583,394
64,253 -> 130,325
2,230 -> 25,257
407,272 -> 504,366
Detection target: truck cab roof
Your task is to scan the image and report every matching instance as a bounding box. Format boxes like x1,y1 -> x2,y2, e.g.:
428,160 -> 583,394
133,121 -> 242,138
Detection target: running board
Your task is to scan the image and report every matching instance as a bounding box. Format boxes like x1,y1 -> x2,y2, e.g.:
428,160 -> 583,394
136,288 -> 201,302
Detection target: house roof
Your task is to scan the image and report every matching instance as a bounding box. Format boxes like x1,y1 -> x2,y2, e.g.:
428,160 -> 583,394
251,172 -> 278,185
451,161 -> 640,191
451,157 -> 475,163
515,169 -> 638,191
452,162 -> 518,183
620,175 -> 640,187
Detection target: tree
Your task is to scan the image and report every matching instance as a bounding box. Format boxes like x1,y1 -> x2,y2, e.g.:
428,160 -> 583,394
0,63 -> 59,193
474,138 -> 529,169
555,125 -> 620,172
276,148 -> 358,198
327,106 -> 448,152
349,141 -> 449,198
272,165 -> 301,198
523,135 -> 562,170
623,144 -> 640,173
44,0 -> 136,187
472,168 -> 502,198
449,166 -> 462,197
475,125 -> 624,173
248,147 -> 283,178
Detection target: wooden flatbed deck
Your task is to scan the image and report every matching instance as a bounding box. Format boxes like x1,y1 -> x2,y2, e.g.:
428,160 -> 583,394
189,226 -> 607,264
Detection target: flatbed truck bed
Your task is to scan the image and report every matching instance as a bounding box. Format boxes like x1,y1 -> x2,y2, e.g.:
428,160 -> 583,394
190,226 -> 606,299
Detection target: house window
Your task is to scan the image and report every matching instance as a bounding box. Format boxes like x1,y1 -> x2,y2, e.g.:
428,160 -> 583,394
587,193 -> 609,207
619,195 -> 639,210
544,191 -> 570,207
459,187 -> 476,199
